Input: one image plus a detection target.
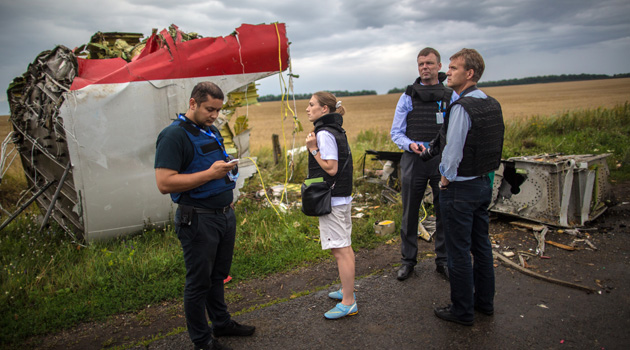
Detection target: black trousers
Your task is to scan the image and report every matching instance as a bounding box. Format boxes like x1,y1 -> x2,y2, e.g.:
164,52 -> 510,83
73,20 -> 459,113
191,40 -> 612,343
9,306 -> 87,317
399,151 -> 446,267
175,206 -> 236,347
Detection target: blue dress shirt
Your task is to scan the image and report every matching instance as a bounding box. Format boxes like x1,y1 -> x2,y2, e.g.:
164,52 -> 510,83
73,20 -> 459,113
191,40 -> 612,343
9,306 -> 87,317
439,89 -> 488,182
390,86 -> 458,152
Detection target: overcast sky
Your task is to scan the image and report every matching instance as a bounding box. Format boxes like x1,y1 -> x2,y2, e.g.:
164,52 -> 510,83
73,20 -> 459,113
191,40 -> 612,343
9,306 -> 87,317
1,0 -> 629,115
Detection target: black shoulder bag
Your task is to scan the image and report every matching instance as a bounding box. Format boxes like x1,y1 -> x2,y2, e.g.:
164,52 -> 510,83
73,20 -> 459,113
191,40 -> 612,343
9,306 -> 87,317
301,155 -> 351,217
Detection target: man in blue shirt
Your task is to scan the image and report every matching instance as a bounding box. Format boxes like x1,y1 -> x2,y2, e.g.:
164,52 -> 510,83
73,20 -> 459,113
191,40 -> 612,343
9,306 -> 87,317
428,49 -> 505,326
390,47 -> 457,281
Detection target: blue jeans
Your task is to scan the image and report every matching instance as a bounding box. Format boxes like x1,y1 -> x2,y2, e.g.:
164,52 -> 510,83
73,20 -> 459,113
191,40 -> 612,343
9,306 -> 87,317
175,206 -> 236,347
439,175 -> 495,321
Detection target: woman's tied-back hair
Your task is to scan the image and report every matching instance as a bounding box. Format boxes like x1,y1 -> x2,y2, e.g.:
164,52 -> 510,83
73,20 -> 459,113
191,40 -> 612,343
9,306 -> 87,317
450,48 -> 485,83
312,91 -> 345,116
190,81 -> 225,105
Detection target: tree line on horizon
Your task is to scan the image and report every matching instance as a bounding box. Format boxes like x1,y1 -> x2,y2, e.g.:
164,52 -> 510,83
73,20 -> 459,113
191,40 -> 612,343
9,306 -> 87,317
258,89 -> 377,102
257,73 -> 630,101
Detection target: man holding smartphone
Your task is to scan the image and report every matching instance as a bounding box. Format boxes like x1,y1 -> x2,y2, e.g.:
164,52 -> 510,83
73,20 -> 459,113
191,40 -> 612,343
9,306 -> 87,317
155,81 -> 253,350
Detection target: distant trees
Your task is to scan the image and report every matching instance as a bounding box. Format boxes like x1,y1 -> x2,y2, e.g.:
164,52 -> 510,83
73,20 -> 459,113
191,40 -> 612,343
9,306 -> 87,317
258,90 -> 377,102
386,73 -> 630,94
258,73 -> 630,101
477,73 -> 630,87
387,87 -> 405,94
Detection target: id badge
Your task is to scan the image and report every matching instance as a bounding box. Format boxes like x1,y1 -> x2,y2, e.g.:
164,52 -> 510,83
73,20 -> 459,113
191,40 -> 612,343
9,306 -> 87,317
436,112 -> 444,124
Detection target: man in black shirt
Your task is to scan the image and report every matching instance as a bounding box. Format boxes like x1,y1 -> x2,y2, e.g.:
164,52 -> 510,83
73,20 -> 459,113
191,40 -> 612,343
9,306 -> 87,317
155,81 -> 254,350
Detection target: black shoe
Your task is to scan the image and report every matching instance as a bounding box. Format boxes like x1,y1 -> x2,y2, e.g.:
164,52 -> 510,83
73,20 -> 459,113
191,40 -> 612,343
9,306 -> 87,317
434,305 -> 473,326
194,337 -> 232,350
436,265 -> 449,281
475,305 -> 494,316
397,265 -> 414,281
213,320 -> 256,337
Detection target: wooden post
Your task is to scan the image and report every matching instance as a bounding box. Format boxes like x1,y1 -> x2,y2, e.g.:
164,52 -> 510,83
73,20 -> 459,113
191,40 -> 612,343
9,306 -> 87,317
272,134 -> 281,165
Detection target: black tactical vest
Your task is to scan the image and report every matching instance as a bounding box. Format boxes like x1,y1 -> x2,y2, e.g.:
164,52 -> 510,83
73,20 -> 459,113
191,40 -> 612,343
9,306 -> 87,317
440,94 -> 504,176
404,77 -> 453,143
307,113 -> 353,197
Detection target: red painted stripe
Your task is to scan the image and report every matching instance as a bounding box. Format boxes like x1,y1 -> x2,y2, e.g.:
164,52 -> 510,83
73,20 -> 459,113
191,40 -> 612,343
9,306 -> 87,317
70,23 -> 289,90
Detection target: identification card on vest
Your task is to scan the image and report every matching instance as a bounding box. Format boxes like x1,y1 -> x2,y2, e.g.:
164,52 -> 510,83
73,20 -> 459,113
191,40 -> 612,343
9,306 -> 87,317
436,112 -> 444,124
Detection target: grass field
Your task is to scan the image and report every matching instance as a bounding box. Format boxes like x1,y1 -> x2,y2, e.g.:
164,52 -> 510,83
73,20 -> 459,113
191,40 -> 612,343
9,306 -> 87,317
237,77 -> 630,151
1,78 -> 629,184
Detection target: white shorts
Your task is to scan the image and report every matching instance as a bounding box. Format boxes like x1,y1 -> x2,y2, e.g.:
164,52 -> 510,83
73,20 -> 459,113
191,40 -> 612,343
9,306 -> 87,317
318,203 -> 352,250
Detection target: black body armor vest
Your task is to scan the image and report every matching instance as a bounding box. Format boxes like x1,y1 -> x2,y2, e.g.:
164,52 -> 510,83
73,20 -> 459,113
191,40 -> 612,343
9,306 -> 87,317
307,113 -> 353,197
440,94 -> 504,176
404,77 -> 453,142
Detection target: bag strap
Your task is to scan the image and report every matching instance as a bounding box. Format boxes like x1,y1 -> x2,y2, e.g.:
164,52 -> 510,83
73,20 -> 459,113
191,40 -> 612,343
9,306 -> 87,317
330,151 -> 351,190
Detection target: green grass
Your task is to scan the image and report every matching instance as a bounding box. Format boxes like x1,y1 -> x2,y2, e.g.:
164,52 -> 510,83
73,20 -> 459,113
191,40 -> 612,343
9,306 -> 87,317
1,103 -> 629,347
503,102 -> 630,180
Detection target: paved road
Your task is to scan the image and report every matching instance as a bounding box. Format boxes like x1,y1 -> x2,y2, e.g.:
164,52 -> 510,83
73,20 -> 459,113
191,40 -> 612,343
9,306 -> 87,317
142,250 -> 630,350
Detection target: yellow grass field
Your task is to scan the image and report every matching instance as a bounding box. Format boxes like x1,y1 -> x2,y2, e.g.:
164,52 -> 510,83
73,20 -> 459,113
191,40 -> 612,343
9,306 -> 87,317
237,77 -> 630,150
2,78 -> 629,167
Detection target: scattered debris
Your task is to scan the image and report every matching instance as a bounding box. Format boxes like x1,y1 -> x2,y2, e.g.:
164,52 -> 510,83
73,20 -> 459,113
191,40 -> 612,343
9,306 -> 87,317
493,251 -> 598,293
510,220 -> 546,232
374,220 -> 395,236
418,223 -> 432,242
545,240 -> 576,251
572,238 -> 598,250
517,253 -> 530,268
533,226 -> 549,257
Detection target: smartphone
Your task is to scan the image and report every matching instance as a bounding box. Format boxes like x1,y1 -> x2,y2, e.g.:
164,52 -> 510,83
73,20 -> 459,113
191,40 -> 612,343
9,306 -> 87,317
228,159 -> 239,164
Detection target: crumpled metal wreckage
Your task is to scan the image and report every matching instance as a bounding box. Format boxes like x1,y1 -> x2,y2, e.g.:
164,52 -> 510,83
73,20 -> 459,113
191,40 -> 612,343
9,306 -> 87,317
362,151 -> 613,229
490,153 -> 613,228
5,23 -> 290,241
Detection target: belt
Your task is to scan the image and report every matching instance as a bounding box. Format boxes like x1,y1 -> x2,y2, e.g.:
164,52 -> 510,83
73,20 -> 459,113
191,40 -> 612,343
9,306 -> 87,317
193,205 -> 232,215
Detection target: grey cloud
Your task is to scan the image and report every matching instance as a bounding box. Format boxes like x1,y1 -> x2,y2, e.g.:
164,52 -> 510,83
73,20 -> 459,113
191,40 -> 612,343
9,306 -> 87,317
0,0 -> 629,115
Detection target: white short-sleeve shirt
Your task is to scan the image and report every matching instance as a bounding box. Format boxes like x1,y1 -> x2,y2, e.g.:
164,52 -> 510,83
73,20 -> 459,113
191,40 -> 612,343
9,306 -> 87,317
317,130 -> 352,206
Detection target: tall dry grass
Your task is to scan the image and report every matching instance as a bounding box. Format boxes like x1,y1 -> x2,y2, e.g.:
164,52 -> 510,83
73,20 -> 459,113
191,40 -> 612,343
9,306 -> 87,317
237,77 -> 630,151
2,77 -> 630,183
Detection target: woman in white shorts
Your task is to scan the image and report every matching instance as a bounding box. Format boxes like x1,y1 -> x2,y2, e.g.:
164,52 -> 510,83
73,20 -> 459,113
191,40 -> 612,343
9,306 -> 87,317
305,91 -> 356,319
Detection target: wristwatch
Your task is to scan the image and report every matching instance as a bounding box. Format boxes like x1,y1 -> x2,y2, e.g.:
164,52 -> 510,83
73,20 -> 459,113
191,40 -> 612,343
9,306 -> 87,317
439,181 -> 449,190
311,149 -> 319,156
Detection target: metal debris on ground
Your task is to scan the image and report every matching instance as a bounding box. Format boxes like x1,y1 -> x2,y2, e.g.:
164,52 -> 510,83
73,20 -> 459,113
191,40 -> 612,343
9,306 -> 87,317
491,153 -> 613,228
533,225 -> 549,257
418,215 -> 436,242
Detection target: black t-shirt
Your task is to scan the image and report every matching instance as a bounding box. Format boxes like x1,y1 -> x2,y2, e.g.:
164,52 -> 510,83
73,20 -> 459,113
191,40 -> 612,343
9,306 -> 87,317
154,123 -> 233,209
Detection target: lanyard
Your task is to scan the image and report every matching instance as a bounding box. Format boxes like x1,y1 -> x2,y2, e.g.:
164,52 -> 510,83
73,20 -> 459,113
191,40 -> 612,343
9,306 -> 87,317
437,100 -> 446,112
178,114 -> 239,182
178,114 -> 230,160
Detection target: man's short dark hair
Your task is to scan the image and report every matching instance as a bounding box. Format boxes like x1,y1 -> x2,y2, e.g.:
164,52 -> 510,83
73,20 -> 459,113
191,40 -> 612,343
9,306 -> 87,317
450,49 -> 485,82
190,81 -> 224,105
417,47 -> 441,63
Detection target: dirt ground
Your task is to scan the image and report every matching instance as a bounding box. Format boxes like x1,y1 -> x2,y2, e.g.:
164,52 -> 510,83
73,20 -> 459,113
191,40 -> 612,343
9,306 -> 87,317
22,181 -> 630,350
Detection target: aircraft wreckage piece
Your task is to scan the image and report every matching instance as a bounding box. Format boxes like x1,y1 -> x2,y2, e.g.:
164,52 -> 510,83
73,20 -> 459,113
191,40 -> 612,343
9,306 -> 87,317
490,154 -> 613,228
7,23 -> 290,241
